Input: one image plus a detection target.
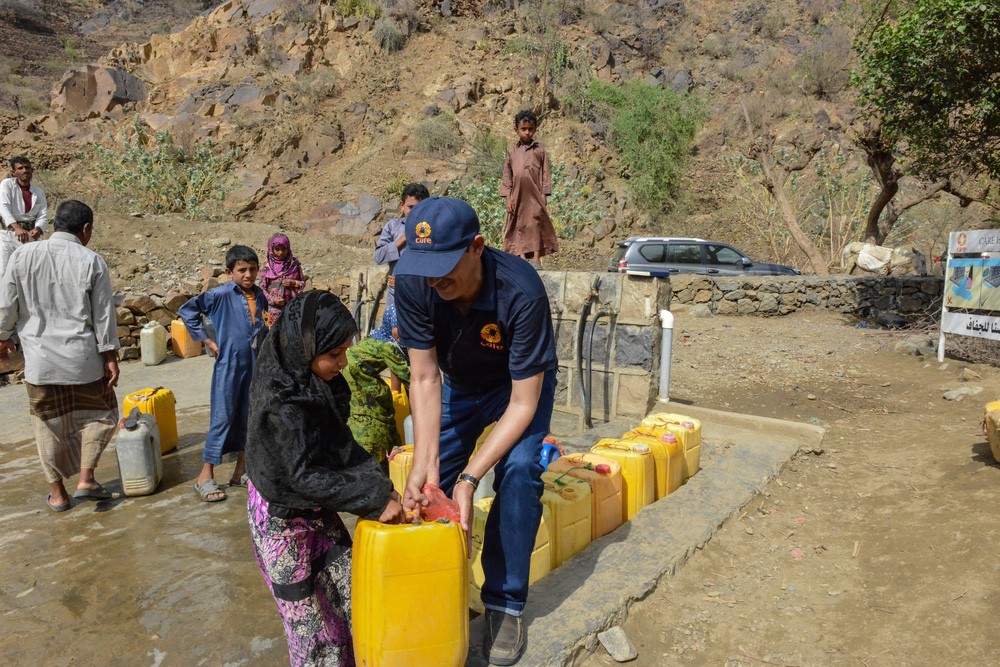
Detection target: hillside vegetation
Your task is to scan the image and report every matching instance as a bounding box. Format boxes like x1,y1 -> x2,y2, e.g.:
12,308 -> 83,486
0,0 -> 996,273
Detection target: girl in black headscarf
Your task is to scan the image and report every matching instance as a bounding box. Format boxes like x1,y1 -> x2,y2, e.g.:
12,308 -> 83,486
245,291 -> 403,667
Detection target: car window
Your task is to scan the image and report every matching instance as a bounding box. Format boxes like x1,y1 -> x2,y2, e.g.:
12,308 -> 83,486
638,243 -> 666,263
705,244 -> 743,265
666,243 -> 702,264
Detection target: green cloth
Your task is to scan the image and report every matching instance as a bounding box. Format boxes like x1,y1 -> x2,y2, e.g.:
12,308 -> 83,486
344,336 -> 410,462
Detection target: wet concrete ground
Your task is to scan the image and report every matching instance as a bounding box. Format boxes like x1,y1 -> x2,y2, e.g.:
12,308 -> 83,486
0,355 -> 291,666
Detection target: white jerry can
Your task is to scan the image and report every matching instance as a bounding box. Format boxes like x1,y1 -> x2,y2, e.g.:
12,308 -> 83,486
115,408 -> 163,497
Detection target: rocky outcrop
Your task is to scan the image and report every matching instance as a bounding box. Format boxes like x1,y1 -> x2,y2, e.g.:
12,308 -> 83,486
49,65 -> 148,123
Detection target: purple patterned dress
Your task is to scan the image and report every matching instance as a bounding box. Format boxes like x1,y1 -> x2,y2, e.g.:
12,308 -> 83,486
247,481 -> 355,667
245,291 -> 396,667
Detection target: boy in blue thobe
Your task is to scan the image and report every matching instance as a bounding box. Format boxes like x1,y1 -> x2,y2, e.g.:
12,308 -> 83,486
179,245 -> 268,502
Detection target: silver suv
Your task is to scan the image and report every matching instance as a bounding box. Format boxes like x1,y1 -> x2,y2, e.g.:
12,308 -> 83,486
610,237 -> 802,277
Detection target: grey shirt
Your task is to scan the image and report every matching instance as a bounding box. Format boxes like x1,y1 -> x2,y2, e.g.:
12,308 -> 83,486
0,231 -> 118,385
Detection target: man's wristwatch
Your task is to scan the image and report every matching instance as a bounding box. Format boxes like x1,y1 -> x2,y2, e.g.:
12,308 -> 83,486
456,472 -> 480,491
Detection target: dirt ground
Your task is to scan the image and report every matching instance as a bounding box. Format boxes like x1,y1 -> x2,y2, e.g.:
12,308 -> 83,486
581,311 -> 1000,667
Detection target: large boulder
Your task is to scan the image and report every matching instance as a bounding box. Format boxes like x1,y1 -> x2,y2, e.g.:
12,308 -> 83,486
50,66 -> 148,122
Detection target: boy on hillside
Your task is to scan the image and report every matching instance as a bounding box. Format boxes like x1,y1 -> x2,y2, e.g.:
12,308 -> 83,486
374,182 -> 430,306
179,245 -> 268,502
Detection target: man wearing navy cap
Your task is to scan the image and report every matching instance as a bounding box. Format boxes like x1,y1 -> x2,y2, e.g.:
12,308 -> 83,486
394,196 -> 557,666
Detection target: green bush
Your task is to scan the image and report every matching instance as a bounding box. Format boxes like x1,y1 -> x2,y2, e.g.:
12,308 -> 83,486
501,35 -> 542,57
335,0 -> 381,19
89,117 -> 241,220
449,162 -> 605,247
374,19 -> 405,52
584,80 -> 705,215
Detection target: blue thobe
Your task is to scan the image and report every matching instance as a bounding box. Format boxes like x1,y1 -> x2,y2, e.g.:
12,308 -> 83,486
179,282 -> 268,464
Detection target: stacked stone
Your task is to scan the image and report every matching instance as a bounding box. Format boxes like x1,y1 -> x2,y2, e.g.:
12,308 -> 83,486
115,266 -> 229,360
668,274 -> 943,318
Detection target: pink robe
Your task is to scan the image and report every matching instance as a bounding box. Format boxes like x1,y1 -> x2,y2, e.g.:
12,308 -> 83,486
500,141 -> 559,260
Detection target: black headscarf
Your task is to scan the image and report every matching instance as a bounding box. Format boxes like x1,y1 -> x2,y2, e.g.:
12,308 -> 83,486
246,291 -> 392,517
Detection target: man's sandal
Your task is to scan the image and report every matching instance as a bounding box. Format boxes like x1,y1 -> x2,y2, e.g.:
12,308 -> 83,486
194,478 -> 227,502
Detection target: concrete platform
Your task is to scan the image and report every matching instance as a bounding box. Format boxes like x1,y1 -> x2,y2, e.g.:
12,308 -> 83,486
467,402 -> 824,666
0,354 -> 822,666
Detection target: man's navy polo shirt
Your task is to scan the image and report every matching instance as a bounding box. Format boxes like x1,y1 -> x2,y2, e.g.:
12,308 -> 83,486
395,247 -> 557,390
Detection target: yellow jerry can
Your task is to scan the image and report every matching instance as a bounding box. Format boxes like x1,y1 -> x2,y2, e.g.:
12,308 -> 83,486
540,471 -> 592,568
122,387 -> 178,454
547,452 -> 623,540
591,438 -> 655,521
352,518 -> 468,667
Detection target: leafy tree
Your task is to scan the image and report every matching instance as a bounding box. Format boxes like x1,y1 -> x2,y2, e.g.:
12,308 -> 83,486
853,0 -> 1000,180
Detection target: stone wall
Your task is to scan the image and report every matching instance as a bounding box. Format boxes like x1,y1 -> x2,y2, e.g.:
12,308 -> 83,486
667,273 -> 943,318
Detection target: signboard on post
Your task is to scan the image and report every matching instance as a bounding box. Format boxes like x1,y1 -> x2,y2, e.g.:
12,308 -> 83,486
938,230 -> 1000,360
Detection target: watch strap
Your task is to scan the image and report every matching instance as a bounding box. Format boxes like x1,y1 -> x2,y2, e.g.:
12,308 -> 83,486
456,472 -> 480,491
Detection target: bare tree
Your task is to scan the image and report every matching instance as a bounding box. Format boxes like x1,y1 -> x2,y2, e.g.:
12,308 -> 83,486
739,98 -> 830,275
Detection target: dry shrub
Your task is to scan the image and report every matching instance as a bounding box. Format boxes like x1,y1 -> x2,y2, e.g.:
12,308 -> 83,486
760,10 -> 785,39
767,60 -> 800,96
800,0 -> 830,26
415,115 -> 461,159
796,26 -> 853,99
701,33 -> 733,60
734,91 -> 789,135
380,0 -> 418,30
288,69 -> 339,103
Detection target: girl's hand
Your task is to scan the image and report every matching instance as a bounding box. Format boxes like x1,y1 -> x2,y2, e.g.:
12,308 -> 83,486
378,492 -> 405,524
402,463 -> 436,516
205,340 -> 219,357
505,199 -> 515,214
281,278 -> 298,287
273,297 -> 285,307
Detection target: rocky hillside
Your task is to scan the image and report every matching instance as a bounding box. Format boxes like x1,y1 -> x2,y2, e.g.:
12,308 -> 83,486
1,0 -> 994,272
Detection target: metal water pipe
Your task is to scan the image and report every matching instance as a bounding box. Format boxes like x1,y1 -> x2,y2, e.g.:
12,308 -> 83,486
575,278 -> 601,425
658,309 -> 674,400
584,308 -> 610,429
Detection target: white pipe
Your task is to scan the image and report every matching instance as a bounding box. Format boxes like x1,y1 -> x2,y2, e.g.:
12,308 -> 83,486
658,310 -> 674,400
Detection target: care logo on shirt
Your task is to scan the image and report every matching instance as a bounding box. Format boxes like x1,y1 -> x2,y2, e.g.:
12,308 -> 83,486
480,323 -> 504,351
414,221 -> 432,244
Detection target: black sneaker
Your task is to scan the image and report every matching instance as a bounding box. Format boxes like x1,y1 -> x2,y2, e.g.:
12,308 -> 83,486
483,609 -> 526,666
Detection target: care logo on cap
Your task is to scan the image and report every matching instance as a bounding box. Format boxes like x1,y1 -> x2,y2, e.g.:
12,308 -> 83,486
414,221 -> 432,244
480,323 -> 504,350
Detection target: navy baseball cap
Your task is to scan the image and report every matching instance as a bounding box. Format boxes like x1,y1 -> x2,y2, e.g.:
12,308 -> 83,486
394,197 -> 481,279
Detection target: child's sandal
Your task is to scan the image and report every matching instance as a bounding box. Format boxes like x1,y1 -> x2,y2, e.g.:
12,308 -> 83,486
195,478 -> 227,502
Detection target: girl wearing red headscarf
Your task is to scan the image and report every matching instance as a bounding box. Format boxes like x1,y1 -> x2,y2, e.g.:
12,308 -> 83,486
258,232 -> 306,327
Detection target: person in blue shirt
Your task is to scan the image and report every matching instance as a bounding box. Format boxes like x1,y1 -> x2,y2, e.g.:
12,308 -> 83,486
394,197 -> 557,666
179,245 -> 268,502
373,182 -> 429,306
